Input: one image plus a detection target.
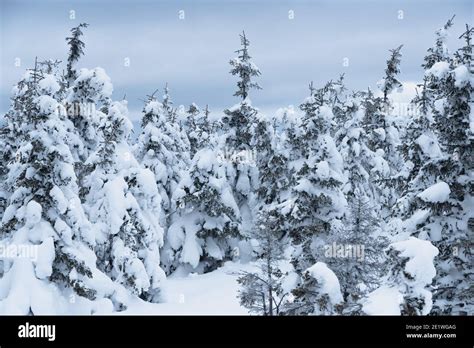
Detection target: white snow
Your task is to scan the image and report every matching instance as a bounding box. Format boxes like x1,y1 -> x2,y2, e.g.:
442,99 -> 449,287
306,262 -> 343,304
416,133 -> 442,159
180,228 -> 202,269
34,237 -> 55,279
417,181 -> 450,203
120,261 -> 252,315
316,161 -> 330,179
25,200 -> 42,226
390,237 -> 439,286
363,286 -> 403,315
426,61 -> 450,79
453,65 -> 471,88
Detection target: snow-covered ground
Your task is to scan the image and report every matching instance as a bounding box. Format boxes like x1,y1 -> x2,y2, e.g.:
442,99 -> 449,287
120,261 -> 255,315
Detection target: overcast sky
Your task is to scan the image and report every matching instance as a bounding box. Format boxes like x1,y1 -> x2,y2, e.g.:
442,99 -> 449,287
0,0 -> 472,120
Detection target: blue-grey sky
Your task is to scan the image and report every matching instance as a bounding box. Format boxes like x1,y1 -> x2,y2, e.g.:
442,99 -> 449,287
1,0 -> 472,120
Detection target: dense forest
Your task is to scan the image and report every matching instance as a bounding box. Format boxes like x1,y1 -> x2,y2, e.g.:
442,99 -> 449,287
0,17 -> 472,316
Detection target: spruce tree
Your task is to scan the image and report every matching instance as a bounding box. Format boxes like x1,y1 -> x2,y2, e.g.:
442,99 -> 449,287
335,95 -> 378,203
84,100 -> 165,302
165,141 -> 240,273
222,31 -> 261,238
283,262 -> 344,315
385,238 -> 439,315
135,91 -> 190,226
286,83 -> 347,273
65,23 -> 89,86
0,65 -> 104,313
425,27 -> 473,315
318,192 -> 388,313
237,210 -> 289,315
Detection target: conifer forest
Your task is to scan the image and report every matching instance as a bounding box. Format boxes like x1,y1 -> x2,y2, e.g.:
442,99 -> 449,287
0,1 -> 472,317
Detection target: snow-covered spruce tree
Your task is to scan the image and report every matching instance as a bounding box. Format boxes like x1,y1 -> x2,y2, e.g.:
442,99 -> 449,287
418,26 -> 473,315
317,192 -> 389,313
387,238 -> 439,315
237,209 -> 289,315
422,16 -> 455,70
84,100 -> 165,303
183,103 -> 215,157
196,105 -> 217,150
236,115 -> 292,314
324,75 -> 347,135
380,46 -> 405,202
0,66 -> 38,217
162,84 -> 175,122
184,103 -> 201,157
358,89 -> 395,210
134,93 -> 169,227
334,95 -> 379,203
64,24 -> 114,197
285,83 -> 347,273
361,237 -> 439,315
0,126 -> 9,216
420,16 -> 457,113
65,23 -> 89,86
135,90 -> 190,230
65,67 -> 113,164
360,47 -> 404,215
1,59 -> 66,218
393,18 -> 458,220
221,31 -> 261,238
254,114 -> 291,208
162,85 -> 191,169
0,66 -> 111,313
165,138 -> 241,273
379,45 -> 403,104
396,77 -> 442,206
283,262 -> 344,315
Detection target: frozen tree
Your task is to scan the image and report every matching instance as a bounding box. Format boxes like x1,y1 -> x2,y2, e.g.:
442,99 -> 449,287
0,62 -> 43,217
134,94 -> 169,226
0,67 -> 108,313
0,126 -> 9,216
322,75 -> 347,135
386,238 -> 439,315
317,192 -> 389,313
397,78 -> 441,197
65,23 -> 89,85
285,83 -> 347,273
455,24 -> 473,67
420,29 -> 473,315
229,31 -> 262,100
162,84 -> 176,122
183,103 -> 214,157
254,115 -> 290,207
420,16 -> 457,109
362,47 -> 404,214
335,96 -> 379,203
84,100 -> 165,302
165,141 -> 240,273
66,67 -> 113,162
423,16 -> 455,70
222,31 -> 261,238
135,89 -> 190,224
362,237 -> 439,316
237,210 -> 289,315
395,24 -> 473,314
379,45 -> 403,104
283,262 -> 344,315
184,103 -> 201,157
